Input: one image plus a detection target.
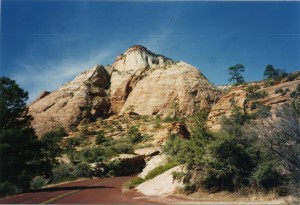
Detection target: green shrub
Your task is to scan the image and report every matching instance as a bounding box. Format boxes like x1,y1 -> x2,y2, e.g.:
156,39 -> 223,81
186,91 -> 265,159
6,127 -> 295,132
252,104 -> 271,118
106,160 -> 122,176
0,181 -> 21,197
246,84 -> 260,93
51,163 -> 77,184
163,134 -> 188,163
73,162 -> 91,178
144,161 -> 180,181
289,84 -> 300,98
65,137 -> 81,156
163,106 -> 286,193
275,88 -> 283,94
199,134 -> 256,191
141,134 -> 152,142
30,176 -> 47,190
251,162 -> 284,190
80,148 -> 101,163
111,142 -> 134,154
123,177 -> 145,190
246,91 -> 268,101
153,123 -> 162,129
164,115 -> 176,122
95,131 -> 106,145
290,91 -> 297,98
286,72 -> 300,81
127,126 -> 142,144
263,80 -> 274,88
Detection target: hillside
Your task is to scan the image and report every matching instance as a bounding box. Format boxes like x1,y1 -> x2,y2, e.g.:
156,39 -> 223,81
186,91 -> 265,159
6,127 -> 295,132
27,46 -> 300,202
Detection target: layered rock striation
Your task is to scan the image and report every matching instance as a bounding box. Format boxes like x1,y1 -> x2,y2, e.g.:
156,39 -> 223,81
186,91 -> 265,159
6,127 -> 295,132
29,45 -> 221,136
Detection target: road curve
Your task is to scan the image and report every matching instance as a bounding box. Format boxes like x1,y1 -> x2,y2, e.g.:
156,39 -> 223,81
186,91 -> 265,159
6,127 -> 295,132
0,177 -> 157,204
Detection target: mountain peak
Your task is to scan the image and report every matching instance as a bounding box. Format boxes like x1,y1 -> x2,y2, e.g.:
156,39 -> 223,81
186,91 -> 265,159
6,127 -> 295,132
112,45 -> 173,73
125,45 -> 147,53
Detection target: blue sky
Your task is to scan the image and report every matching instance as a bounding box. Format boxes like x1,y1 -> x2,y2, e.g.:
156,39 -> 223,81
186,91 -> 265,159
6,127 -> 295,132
1,0 -> 300,101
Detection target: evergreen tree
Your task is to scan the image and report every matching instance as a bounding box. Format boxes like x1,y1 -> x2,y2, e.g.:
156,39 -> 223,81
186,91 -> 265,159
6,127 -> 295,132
0,77 -> 44,195
228,64 -> 245,85
40,127 -> 66,177
264,64 -> 287,80
264,65 -> 277,79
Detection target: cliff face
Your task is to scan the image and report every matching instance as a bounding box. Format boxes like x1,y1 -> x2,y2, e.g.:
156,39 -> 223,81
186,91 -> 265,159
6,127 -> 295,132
117,61 -> 220,117
109,45 -> 221,117
29,45 -> 221,136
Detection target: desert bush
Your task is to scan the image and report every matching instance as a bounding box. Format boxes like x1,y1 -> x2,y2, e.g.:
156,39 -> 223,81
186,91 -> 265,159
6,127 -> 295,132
30,176 -> 47,190
65,137 -> 81,158
111,142 -> 134,154
163,107 -> 286,193
79,147 -> 115,163
73,162 -> 91,178
144,161 -> 180,181
51,163 -> 77,184
251,102 -> 300,193
141,134 -> 152,141
0,181 -> 21,197
290,84 -> 300,98
286,72 -> 300,81
246,91 -> 268,101
275,88 -> 284,94
123,177 -> 145,190
246,84 -> 260,93
153,123 -> 162,129
250,161 -> 284,190
106,160 -> 122,176
127,126 -> 142,144
95,130 -> 106,145
163,115 -> 176,123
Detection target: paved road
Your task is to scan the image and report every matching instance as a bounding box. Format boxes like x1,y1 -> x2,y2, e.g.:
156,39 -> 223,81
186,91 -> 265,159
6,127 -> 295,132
0,177 -> 156,204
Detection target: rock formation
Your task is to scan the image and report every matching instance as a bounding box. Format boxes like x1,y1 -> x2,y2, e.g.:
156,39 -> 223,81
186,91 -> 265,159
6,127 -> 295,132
29,65 -> 110,136
207,77 -> 300,130
29,45 -> 221,136
109,45 -> 221,117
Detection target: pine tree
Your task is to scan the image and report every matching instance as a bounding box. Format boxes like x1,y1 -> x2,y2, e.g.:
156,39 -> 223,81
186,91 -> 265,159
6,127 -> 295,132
0,77 -> 44,195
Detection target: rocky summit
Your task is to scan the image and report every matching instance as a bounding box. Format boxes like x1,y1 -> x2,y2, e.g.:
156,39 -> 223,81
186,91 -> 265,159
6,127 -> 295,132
29,45 -> 221,136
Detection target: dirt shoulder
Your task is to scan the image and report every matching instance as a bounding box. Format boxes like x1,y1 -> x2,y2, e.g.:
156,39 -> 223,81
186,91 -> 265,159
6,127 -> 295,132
129,189 -> 297,204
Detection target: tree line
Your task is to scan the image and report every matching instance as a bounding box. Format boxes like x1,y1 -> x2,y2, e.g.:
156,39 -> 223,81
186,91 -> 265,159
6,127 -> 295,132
228,64 -> 294,85
0,77 -> 70,196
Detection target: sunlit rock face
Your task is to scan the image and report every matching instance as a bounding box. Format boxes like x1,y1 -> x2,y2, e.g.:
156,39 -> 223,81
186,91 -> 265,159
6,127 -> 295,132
29,45 -> 222,136
29,65 -> 111,136
109,45 -> 221,117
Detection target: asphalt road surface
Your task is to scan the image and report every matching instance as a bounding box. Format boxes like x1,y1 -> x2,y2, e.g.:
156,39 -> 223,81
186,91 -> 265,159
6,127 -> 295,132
0,177 -> 157,204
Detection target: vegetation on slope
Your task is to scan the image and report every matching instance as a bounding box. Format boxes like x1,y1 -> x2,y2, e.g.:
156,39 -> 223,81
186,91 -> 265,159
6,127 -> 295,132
164,101 -> 300,196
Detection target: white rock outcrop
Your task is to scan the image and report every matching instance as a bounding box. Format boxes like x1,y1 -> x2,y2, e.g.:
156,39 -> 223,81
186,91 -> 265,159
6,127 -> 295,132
138,154 -> 167,178
109,45 -> 221,117
136,165 -> 184,196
